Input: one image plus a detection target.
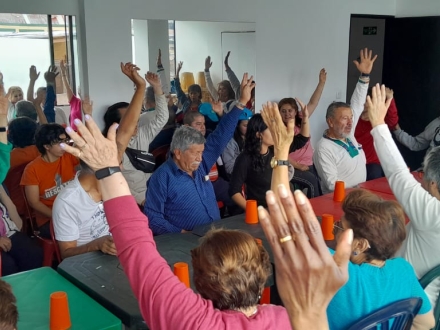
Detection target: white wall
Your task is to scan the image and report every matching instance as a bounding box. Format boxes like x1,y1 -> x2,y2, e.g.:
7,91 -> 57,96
256,0 -> 396,146
147,20 -> 170,89
396,0 -> 440,17
175,21 -> 256,85
1,0 -> 401,142
132,20 -> 149,73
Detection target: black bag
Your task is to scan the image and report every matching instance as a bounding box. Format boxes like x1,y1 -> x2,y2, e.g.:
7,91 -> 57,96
125,147 -> 156,173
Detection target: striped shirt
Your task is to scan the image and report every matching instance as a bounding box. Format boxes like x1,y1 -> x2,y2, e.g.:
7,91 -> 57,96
144,107 -> 242,235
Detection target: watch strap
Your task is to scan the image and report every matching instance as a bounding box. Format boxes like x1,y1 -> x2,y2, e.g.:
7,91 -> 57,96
277,160 -> 289,166
0,127 -> 6,132
95,166 -> 121,180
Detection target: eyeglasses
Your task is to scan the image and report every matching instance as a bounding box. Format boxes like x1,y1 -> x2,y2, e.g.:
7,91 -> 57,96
51,138 -> 73,146
332,221 -> 344,236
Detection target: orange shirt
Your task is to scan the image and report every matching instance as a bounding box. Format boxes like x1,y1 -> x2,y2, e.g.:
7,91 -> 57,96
10,145 -> 40,169
20,153 -> 79,226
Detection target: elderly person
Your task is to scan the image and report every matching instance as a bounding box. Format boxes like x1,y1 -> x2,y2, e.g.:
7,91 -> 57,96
144,74 -> 254,235
59,115 -> 291,330
328,189 -> 434,329
368,84 -> 440,310
313,48 -> 376,194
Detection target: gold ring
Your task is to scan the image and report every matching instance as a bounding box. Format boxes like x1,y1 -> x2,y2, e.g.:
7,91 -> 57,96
279,235 -> 293,243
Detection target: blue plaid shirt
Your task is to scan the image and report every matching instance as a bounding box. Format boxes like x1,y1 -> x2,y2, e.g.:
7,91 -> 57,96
144,107 -> 241,235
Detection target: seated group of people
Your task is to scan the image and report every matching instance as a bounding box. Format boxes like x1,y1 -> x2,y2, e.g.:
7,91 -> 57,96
0,47 -> 439,329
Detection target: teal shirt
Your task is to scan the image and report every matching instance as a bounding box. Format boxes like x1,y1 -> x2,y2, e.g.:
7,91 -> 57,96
327,249 -> 431,329
0,142 -> 12,184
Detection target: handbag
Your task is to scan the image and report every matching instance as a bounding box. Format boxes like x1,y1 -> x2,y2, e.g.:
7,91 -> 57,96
125,147 -> 156,173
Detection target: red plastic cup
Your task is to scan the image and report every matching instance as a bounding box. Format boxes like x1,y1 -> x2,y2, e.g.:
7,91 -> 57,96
333,181 -> 345,202
174,262 -> 190,288
321,214 -> 335,241
49,291 -> 71,330
259,287 -> 271,304
245,200 -> 259,224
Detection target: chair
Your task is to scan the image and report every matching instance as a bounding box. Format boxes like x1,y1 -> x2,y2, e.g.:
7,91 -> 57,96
20,186 -> 55,268
151,144 -> 170,170
50,221 -> 62,263
419,264 -> 440,330
347,298 -> 422,330
4,163 -> 30,234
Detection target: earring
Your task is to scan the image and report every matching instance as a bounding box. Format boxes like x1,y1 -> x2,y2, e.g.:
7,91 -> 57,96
353,251 -> 359,256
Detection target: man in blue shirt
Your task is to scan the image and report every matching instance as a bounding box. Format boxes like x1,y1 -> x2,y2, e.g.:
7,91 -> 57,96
144,73 -> 254,235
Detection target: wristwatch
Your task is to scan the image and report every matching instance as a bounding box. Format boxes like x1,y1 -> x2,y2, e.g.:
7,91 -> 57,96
270,157 -> 289,168
95,166 -> 121,180
0,127 -> 6,132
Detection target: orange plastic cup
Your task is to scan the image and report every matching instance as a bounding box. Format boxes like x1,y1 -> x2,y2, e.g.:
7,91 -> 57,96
49,291 -> 71,330
321,214 -> 335,240
245,200 -> 259,224
333,181 -> 345,202
174,262 -> 190,288
259,287 -> 271,305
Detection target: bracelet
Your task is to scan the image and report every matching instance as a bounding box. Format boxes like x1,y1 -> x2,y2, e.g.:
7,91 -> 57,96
0,127 -> 6,132
237,102 -> 246,109
360,73 -> 370,77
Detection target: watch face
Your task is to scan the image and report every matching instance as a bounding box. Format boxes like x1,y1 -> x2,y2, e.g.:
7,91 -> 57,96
270,157 -> 277,168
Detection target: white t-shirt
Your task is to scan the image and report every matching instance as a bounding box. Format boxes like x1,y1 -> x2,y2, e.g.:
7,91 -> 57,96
0,202 -> 19,237
52,172 -> 110,246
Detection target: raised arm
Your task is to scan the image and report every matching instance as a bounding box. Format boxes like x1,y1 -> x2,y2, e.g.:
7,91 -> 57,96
61,118 -> 222,329
115,62 -> 146,161
351,48 -> 375,128
60,60 -> 74,102
307,68 -> 327,117
224,51 -> 241,100
174,61 -> 189,106
202,74 -> 255,171
156,49 -> 170,95
204,56 -> 219,101
43,66 -> 59,123
33,91 -> 48,124
368,84 -> 440,231
27,65 -> 40,103
137,73 -> 169,142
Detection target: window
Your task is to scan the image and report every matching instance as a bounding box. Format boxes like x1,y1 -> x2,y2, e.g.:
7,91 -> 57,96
0,13 -> 79,106
168,20 -> 175,80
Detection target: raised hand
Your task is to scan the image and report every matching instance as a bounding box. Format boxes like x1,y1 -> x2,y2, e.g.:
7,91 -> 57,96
353,48 -> 377,75
29,65 -> 40,81
258,186 -> 352,329
61,116 -> 119,171
82,97 -> 93,116
0,84 -> 8,117
44,65 -> 59,84
319,68 -> 327,84
385,87 -> 394,100
156,49 -> 162,67
261,101 -> 294,152
367,84 -> 392,128
120,62 -> 146,87
145,72 -> 161,89
238,73 -> 255,105
210,98 -> 223,116
224,51 -> 231,70
176,61 -> 183,76
205,56 -> 212,71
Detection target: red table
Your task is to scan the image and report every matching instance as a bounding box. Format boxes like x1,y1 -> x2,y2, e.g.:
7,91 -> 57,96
310,188 -> 397,221
358,172 -> 422,195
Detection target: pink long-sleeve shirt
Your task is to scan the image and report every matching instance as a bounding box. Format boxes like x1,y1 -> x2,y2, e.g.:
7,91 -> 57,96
104,195 -> 291,330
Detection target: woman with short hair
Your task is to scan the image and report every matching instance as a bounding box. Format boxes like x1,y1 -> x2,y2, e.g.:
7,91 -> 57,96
328,189 -> 435,330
